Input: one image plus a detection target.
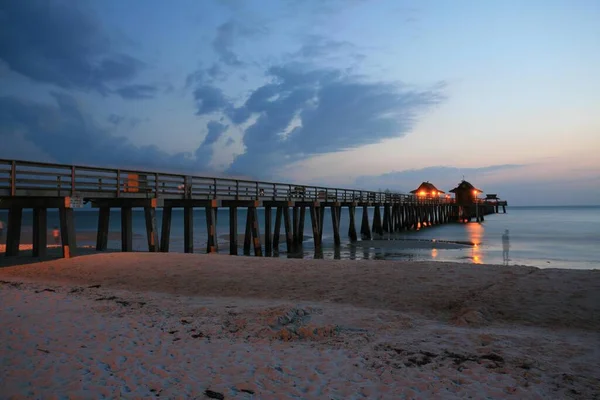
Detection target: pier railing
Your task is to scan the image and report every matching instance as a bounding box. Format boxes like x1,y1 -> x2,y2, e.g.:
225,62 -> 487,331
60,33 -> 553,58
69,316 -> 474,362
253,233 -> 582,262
0,159 -> 452,205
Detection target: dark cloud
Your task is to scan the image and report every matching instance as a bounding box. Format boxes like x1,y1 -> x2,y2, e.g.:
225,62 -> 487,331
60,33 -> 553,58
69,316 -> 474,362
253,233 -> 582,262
114,84 -> 157,100
354,165 -> 525,193
294,35 -> 356,59
0,94 -> 212,172
213,21 -> 244,67
107,114 -> 144,128
194,85 -> 230,115
226,63 -> 443,176
0,0 -> 151,97
107,114 -> 125,126
195,121 -> 228,164
212,19 -> 267,67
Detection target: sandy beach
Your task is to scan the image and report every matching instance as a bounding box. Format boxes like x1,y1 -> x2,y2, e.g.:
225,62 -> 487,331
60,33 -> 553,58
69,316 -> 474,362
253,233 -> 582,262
1,253 -> 599,399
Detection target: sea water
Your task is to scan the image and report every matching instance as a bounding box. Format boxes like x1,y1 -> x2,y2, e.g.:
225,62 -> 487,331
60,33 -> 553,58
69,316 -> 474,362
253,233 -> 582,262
1,206 -> 599,269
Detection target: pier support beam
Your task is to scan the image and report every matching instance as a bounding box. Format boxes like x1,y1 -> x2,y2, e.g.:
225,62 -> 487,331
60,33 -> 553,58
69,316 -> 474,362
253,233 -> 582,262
59,206 -> 76,258
298,206 -> 306,245
205,206 -> 217,253
331,205 -> 341,246
183,206 -> 194,253
96,207 -> 110,251
264,206 -> 272,256
283,206 -> 293,254
273,206 -> 282,253
160,206 -> 172,252
5,207 -> 23,257
348,205 -> 358,242
250,207 -> 262,256
229,207 -> 238,255
360,206 -> 371,240
292,207 -> 299,246
372,205 -> 383,236
310,206 -> 321,249
120,206 -> 133,252
243,209 -> 252,255
144,206 -> 159,252
32,207 -> 47,258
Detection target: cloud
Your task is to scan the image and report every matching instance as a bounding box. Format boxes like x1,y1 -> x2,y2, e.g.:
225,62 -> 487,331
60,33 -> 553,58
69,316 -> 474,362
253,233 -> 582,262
353,164 -> 526,193
195,121 -> 228,165
107,114 -> 125,126
292,35 -> 357,60
225,63 -> 443,176
194,85 -> 231,115
107,114 -> 144,129
114,84 -> 157,100
0,0 -> 151,97
211,19 -> 267,67
0,94 -> 215,172
213,20 -> 244,67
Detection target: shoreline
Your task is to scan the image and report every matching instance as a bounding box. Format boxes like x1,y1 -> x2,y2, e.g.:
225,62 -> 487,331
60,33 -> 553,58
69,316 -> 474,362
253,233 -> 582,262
1,253 -> 599,398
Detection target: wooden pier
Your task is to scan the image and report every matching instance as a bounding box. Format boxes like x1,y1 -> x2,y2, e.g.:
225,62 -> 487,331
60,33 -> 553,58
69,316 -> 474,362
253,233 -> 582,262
0,159 -> 506,259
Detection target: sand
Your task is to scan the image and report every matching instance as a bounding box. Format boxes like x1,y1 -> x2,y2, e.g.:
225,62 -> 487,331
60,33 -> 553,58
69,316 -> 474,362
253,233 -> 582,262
1,253 -> 599,399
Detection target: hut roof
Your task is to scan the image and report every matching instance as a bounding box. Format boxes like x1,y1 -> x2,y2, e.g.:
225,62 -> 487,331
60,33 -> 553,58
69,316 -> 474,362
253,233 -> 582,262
410,181 -> 445,194
449,180 -> 482,193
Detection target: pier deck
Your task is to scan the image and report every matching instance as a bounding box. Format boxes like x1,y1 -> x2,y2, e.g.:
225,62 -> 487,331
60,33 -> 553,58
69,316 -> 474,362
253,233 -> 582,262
0,159 -> 506,259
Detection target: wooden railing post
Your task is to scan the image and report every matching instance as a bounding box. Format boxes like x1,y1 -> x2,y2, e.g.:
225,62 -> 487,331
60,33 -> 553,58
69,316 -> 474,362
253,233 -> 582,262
71,166 -> 76,196
154,173 -> 159,197
116,169 -> 121,197
256,182 -> 259,200
235,180 -> 240,200
10,160 -> 16,196
213,178 -> 217,198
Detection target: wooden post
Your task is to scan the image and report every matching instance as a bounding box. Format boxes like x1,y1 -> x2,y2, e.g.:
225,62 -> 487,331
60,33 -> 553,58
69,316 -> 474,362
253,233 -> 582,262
5,207 -> 23,257
382,205 -> 390,232
309,206 -> 321,249
318,206 -> 325,239
373,205 -> 383,236
348,205 -> 358,242
120,206 -> 133,252
206,206 -> 217,253
273,206 -> 282,253
32,208 -> 47,258
96,207 -> 110,251
264,206 -> 272,256
59,206 -> 76,258
183,206 -> 193,253
292,206 -> 299,246
144,206 -> 159,252
360,206 -> 371,240
331,205 -> 341,246
298,206 -> 306,243
282,206 -> 293,253
250,207 -> 262,256
229,206 -> 238,255
243,208 -> 252,255
160,206 -> 172,252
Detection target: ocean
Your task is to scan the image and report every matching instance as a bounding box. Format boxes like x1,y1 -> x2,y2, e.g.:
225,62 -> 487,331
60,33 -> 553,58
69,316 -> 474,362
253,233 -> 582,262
1,206 -> 599,269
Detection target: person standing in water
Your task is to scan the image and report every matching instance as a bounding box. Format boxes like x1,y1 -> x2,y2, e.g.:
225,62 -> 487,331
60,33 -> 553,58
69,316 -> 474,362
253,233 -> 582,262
502,229 -> 510,264
52,226 -> 60,245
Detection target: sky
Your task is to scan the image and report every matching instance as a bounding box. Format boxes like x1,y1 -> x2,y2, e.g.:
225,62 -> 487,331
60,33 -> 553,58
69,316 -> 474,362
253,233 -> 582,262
0,0 -> 599,205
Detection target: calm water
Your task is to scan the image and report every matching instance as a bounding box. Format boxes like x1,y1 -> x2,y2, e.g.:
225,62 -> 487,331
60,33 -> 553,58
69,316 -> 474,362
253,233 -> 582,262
2,206 -> 599,269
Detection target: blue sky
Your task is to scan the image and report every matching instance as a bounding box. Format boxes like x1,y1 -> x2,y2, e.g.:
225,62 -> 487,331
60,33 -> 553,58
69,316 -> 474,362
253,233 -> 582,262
1,0 -> 599,205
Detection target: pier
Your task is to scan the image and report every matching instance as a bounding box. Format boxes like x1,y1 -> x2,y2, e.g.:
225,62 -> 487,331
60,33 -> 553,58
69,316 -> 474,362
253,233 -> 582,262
0,159 -> 507,259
